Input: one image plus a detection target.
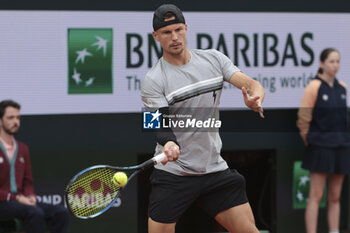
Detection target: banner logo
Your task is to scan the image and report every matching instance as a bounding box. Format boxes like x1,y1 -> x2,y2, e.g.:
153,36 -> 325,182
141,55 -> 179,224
142,108 -> 222,131
68,28 -> 113,94
292,161 -> 326,209
143,110 -> 162,129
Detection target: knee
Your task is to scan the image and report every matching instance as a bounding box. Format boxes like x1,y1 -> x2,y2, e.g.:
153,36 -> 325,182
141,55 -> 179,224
244,218 -> 259,233
25,206 -> 45,222
238,222 -> 259,233
328,192 -> 341,204
308,190 -> 324,203
54,206 -> 70,223
148,217 -> 175,233
310,195 -> 323,204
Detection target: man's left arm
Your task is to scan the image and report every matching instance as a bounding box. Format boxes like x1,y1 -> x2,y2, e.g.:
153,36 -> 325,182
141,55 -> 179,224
22,145 -> 36,199
229,71 -> 265,118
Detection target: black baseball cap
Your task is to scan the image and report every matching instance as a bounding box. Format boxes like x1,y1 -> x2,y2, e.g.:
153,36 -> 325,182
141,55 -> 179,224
153,4 -> 186,31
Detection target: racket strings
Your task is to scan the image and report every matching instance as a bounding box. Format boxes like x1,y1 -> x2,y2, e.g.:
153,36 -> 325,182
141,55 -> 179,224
66,167 -> 120,217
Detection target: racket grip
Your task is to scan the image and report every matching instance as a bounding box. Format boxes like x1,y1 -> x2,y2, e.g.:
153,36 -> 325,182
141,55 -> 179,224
153,153 -> 166,164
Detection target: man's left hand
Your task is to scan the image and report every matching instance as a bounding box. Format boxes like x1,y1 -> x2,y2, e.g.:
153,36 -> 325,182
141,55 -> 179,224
242,87 -> 264,118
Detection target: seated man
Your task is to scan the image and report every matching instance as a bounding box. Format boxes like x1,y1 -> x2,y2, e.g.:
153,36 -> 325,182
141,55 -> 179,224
0,100 -> 69,233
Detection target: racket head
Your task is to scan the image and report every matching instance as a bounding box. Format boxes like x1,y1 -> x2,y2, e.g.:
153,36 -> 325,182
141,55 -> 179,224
64,153 -> 164,219
65,165 -> 123,219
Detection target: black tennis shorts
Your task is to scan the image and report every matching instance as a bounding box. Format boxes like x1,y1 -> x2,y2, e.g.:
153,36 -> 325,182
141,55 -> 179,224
148,168 -> 248,223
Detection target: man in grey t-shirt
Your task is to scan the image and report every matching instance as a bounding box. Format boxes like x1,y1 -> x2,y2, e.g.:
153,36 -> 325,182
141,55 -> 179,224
141,4 -> 265,233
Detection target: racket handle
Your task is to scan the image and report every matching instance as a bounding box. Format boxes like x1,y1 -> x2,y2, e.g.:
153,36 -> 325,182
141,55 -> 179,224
153,153 -> 166,164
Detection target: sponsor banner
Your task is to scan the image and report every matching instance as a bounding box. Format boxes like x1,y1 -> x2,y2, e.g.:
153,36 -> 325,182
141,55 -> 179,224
35,193 -> 121,208
142,108 -> 221,131
67,28 -> 113,94
292,161 -> 326,209
0,11 -> 349,114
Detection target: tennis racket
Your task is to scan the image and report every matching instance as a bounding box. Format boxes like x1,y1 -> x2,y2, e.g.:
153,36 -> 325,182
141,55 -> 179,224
64,153 -> 166,219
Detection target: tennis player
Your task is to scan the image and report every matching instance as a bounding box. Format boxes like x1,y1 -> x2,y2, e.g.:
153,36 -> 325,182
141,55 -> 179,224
141,4 -> 265,233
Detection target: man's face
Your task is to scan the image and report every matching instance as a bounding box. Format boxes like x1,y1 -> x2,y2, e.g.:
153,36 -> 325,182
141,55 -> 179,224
0,107 -> 20,135
153,22 -> 187,56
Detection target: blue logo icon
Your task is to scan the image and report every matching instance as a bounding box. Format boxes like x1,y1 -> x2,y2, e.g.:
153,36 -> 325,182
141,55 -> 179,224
143,110 -> 162,129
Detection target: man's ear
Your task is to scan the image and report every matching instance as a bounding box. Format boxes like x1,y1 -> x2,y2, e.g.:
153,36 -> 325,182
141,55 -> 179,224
152,31 -> 159,42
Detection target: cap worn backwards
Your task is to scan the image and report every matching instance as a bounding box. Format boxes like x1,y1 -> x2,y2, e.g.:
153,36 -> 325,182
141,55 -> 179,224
153,4 -> 186,31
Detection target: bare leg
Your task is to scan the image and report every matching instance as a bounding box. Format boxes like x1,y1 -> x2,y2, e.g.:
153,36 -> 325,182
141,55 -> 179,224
148,217 -> 176,233
327,174 -> 344,232
305,172 -> 327,233
214,202 -> 259,233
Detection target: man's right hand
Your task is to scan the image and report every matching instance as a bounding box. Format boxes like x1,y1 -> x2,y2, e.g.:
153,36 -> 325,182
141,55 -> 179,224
16,194 -> 36,206
162,141 -> 180,165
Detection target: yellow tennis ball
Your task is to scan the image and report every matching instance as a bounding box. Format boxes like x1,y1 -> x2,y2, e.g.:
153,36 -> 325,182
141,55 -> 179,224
112,172 -> 128,187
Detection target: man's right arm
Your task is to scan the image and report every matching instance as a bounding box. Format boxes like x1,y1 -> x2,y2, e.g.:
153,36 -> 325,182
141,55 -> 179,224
141,76 -> 180,164
155,107 -> 179,147
0,191 -> 16,202
155,107 -> 180,164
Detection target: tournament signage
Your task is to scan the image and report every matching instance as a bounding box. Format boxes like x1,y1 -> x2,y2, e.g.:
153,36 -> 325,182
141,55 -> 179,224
292,161 -> 326,209
0,11 -> 349,114
67,28 -> 113,94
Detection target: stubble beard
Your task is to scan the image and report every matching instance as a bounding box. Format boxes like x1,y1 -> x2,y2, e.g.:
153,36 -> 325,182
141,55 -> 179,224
2,125 -> 19,136
169,47 -> 184,56
167,39 -> 187,56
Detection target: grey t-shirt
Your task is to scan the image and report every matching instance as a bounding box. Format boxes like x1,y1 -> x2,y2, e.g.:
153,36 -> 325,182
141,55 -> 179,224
141,49 -> 240,175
